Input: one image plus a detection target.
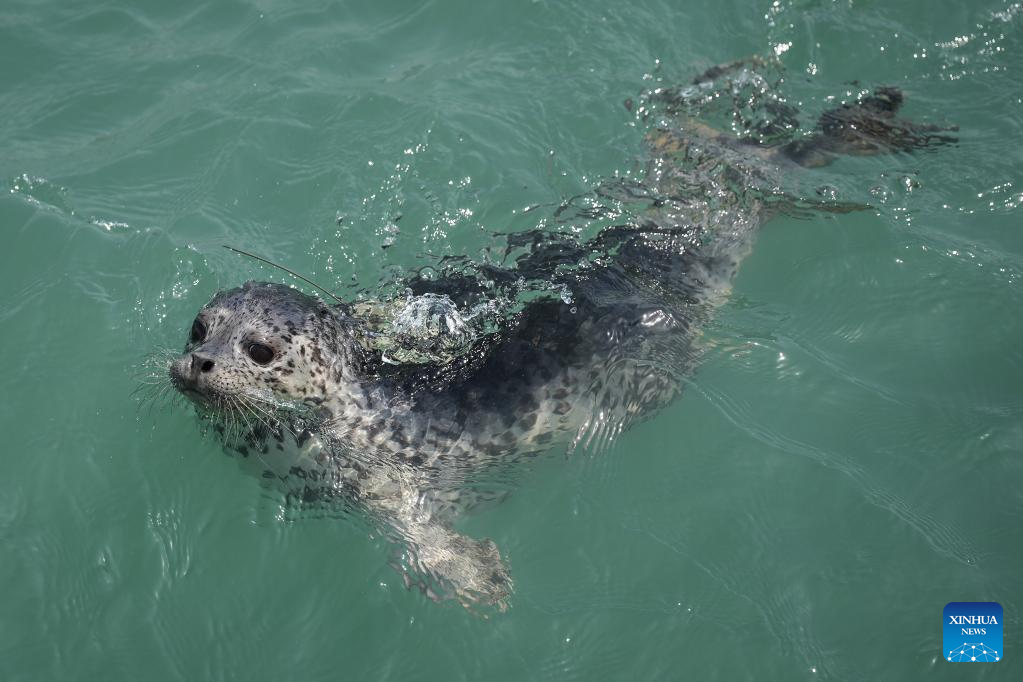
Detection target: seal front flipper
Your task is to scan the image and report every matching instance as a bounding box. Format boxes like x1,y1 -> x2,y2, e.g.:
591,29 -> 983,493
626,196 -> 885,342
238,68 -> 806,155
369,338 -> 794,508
356,466 -> 512,610
389,521 -> 512,611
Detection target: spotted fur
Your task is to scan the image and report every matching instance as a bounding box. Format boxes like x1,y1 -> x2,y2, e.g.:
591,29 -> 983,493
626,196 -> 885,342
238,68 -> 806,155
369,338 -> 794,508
165,70 -> 953,609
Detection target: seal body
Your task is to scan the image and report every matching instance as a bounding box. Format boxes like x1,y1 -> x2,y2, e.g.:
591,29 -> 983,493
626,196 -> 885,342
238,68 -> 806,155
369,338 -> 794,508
164,64 -> 954,607
169,183 -> 756,606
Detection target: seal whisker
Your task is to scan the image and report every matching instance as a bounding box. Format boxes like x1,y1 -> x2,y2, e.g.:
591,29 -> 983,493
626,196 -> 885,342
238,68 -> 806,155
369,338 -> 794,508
222,245 -> 344,304
132,380 -> 177,417
234,396 -> 274,437
131,347 -> 181,420
225,397 -> 251,445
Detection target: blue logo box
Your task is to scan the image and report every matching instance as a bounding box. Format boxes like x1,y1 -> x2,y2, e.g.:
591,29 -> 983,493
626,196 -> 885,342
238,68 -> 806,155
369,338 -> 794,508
944,602 -> 1002,662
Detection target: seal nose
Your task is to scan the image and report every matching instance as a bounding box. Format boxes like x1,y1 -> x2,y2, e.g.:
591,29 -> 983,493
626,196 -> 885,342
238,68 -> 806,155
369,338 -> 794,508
190,353 -> 215,376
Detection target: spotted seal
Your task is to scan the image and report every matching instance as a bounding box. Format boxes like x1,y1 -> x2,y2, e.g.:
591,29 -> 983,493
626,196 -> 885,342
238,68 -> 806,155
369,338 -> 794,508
161,60 -> 954,609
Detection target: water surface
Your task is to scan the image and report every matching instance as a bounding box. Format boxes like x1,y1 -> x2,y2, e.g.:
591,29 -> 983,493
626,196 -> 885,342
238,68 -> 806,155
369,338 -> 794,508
2,0 -> 1022,679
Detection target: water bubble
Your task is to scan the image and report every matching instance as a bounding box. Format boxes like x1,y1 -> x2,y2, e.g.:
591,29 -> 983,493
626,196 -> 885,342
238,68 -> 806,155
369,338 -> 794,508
900,175 -> 920,192
869,185 -> 892,203
815,185 -> 839,200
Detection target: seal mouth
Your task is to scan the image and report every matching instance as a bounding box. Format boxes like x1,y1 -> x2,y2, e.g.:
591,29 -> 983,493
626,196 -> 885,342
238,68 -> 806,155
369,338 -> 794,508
168,363 -> 209,404
171,379 -> 208,404
178,386 -> 206,402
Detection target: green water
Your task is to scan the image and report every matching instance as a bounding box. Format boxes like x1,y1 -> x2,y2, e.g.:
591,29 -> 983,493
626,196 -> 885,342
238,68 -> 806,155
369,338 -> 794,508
2,0 -> 1022,679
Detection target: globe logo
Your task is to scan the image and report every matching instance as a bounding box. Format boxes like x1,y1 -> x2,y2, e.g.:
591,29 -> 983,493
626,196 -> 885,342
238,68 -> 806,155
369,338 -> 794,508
947,643 -> 999,662
943,602 -> 1003,663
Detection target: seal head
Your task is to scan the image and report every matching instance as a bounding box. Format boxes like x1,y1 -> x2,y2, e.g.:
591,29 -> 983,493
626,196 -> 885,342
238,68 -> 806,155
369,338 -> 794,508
169,281 -> 361,412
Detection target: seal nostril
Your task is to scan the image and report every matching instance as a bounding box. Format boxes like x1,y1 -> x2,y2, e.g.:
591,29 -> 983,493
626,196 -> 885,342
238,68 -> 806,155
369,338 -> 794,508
200,359 -> 215,373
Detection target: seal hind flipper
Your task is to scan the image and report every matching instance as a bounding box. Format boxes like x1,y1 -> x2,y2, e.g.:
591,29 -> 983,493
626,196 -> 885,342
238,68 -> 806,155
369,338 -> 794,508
649,58 -> 957,167
780,86 -> 958,166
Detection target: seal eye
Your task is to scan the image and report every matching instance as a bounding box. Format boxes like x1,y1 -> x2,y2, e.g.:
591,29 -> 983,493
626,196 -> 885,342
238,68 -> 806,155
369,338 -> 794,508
190,318 -> 207,344
247,342 -> 275,365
